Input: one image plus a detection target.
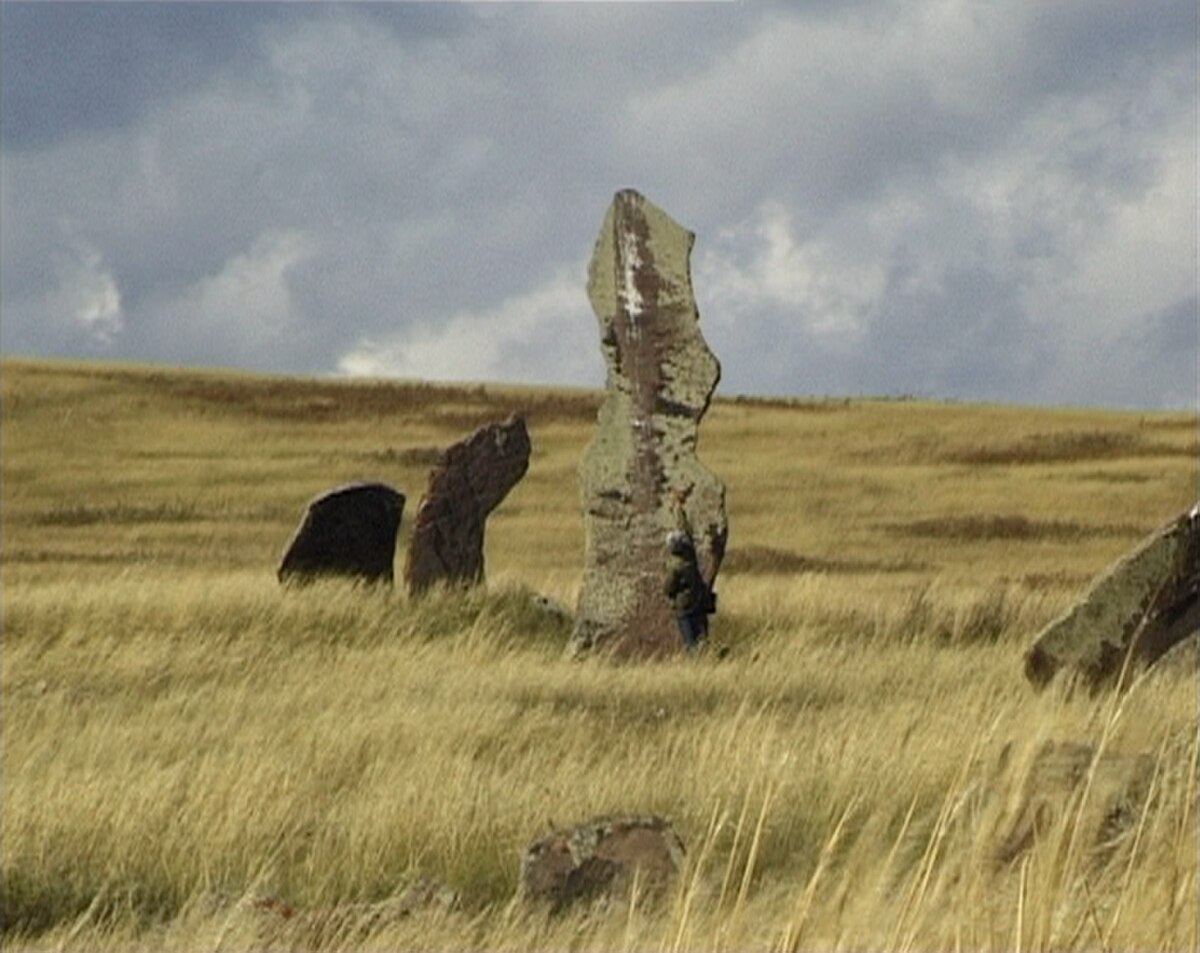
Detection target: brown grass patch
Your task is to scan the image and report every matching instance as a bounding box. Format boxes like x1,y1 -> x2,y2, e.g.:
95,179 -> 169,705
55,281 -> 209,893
1016,571 -> 1094,591
887,515 -> 1142,542
1141,415 -> 1199,433
349,446 -> 446,467
946,430 -> 1197,465
93,367 -> 601,427
31,501 -> 202,527
0,549 -> 154,566
721,394 -> 855,412
1071,470 -> 1152,484
722,545 -> 924,575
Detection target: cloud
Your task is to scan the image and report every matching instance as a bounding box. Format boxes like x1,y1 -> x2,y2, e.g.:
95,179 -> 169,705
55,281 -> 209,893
0,3 -> 280,150
699,203 -> 883,344
1,2 -> 1194,408
338,265 -> 600,386
145,230 -> 317,365
47,236 -> 124,345
1096,295 -> 1198,410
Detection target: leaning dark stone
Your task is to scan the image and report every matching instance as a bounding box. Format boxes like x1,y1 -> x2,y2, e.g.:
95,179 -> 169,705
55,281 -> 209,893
1024,503 -> 1200,691
404,415 -> 531,596
278,482 -> 404,585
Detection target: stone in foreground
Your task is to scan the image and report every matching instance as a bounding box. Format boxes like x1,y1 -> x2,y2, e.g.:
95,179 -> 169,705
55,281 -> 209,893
1024,503 -> 1200,690
573,189 -> 728,658
993,740 -> 1152,865
404,415 -> 531,596
278,482 -> 404,585
520,815 -> 685,912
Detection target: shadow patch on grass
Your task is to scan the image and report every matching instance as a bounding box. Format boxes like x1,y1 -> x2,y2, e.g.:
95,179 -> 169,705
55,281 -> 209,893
1141,416 -> 1199,433
885,515 -> 1142,543
508,679 -> 842,727
816,582 -> 1033,646
0,865 -> 97,936
1070,471 -> 1152,484
509,684 -> 724,726
944,430 -> 1196,465
395,585 -> 575,649
0,548 -> 154,565
1013,571 -> 1093,591
349,446 -> 445,467
722,545 -> 926,575
0,866 -> 182,938
721,394 -> 856,412
31,501 -> 202,526
98,368 -> 601,427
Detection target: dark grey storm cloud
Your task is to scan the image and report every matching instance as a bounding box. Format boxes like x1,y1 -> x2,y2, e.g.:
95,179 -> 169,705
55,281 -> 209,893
1,1 -> 1195,409
2,2 -> 269,148
0,3 -> 475,148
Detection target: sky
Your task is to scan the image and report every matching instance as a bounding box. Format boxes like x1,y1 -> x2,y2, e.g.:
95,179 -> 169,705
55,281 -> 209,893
1,1 -> 1196,409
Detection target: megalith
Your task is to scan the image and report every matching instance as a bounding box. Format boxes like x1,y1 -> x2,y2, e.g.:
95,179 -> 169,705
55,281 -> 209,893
573,189 -> 728,658
1024,503 -> 1200,690
403,415 -> 531,596
993,739 -> 1152,865
519,815 -> 685,912
278,482 -> 404,585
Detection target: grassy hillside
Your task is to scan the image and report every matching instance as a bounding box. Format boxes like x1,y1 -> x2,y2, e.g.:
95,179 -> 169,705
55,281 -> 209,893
1,357 -> 1196,951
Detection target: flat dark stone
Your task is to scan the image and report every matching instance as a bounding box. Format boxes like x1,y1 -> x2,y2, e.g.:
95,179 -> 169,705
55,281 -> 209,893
278,482 -> 404,585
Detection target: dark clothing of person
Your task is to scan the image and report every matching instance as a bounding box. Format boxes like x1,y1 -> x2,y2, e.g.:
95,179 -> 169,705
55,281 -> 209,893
665,544 -> 713,651
675,610 -> 708,650
665,552 -> 706,614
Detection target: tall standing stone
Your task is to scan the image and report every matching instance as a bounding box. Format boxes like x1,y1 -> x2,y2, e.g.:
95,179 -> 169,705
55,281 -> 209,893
573,189 -> 728,658
404,415 -> 531,596
1024,503 -> 1200,690
278,482 -> 404,585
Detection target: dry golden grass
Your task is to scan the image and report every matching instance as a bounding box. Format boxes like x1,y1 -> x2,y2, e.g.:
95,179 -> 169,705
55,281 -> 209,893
1,356 -> 1196,952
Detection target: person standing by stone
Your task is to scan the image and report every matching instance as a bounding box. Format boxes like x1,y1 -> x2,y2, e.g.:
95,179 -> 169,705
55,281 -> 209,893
664,530 -> 713,651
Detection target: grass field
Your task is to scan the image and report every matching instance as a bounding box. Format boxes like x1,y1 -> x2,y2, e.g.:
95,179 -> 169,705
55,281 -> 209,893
1,356 -> 1196,952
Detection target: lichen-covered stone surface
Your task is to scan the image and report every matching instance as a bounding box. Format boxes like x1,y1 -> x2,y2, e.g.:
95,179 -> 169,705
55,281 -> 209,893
993,740 -> 1152,865
519,814 -> 685,912
403,415 -> 531,596
1024,503 -> 1200,690
278,482 -> 404,585
573,189 -> 728,658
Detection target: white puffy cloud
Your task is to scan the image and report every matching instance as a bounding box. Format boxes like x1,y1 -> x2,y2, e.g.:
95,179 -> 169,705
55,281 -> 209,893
150,229 -> 316,360
698,203 -> 883,345
47,235 -> 124,345
337,265 -> 600,386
